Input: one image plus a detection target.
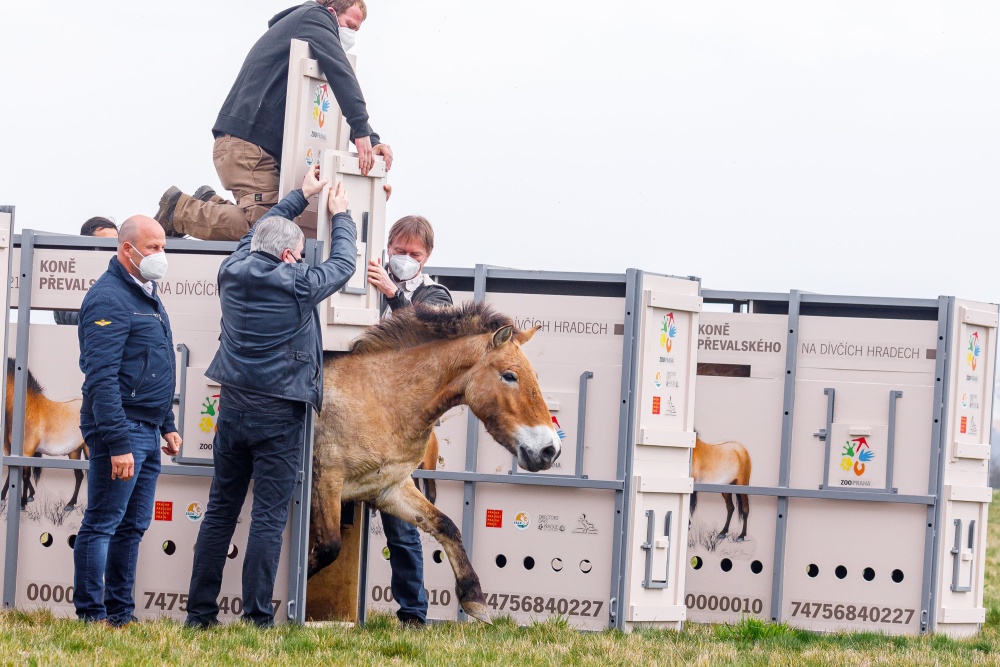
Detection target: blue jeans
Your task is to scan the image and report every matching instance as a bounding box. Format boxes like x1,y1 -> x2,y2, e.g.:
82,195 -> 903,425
382,511 -> 427,622
73,419 -> 162,626
186,411 -> 304,627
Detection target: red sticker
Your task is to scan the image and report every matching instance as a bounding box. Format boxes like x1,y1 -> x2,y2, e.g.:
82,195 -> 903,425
154,501 -> 173,521
486,509 -> 502,528
960,416 -> 968,434
652,396 -> 661,415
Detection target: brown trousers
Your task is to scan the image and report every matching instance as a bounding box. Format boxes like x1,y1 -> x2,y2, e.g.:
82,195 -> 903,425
172,135 -> 280,241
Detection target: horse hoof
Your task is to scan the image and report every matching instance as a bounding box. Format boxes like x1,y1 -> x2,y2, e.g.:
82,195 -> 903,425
736,537 -> 745,542
716,532 -> 728,540
460,600 -> 492,624
63,504 -> 76,512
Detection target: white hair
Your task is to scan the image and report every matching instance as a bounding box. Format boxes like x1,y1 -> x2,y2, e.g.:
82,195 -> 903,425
251,217 -> 305,257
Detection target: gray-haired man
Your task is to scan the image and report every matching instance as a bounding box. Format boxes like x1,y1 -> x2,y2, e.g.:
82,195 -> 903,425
186,164 -> 356,628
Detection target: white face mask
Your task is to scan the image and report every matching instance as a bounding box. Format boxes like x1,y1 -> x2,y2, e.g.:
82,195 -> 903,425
129,245 -> 168,281
388,254 -> 420,281
339,27 -> 357,52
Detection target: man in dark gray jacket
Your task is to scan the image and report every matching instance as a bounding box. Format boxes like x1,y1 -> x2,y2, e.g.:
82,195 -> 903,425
185,164 -> 356,628
156,0 -> 391,241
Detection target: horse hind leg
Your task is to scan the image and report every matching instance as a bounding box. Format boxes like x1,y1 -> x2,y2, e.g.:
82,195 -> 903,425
66,449 -> 85,511
718,493 -> 736,539
736,493 -> 750,542
377,481 -> 490,623
688,491 -> 698,527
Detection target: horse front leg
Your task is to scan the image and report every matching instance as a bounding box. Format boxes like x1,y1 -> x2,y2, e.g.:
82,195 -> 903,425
308,473 -> 344,578
718,493 -> 735,539
377,481 -> 490,623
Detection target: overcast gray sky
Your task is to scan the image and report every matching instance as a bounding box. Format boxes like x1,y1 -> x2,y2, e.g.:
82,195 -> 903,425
1,1 -> 998,301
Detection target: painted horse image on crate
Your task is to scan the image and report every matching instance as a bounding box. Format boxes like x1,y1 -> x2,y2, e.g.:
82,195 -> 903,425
3,358 -> 88,511
690,437 -> 752,542
310,302 -> 560,623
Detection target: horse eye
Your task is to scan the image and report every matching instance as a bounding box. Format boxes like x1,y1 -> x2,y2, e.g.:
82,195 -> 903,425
501,372 -> 518,383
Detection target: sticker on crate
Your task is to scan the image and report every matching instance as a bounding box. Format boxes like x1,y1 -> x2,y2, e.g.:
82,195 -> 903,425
659,312 -> 677,353
551,416 -> 566,441
513,512 -> 531,530
185,501 -> 204,522
154,501 -> 173,521
688,437 -> 754,556
840,437 -> 875,480
485,509 -> 502,528
572,514 -> 598,535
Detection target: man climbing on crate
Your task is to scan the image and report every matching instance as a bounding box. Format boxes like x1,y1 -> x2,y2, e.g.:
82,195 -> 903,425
154,0 -> 392,241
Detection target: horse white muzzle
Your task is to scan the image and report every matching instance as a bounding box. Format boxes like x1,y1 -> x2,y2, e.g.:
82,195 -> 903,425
515,425 -> 562,472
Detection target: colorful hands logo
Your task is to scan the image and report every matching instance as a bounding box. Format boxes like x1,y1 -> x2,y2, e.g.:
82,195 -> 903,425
840,437 -> 874,477
551,416 -> 566,441
312,84 -> 331,128
967,332 -> 981,371
659,312 -> 677,353
199,394 -> 220,434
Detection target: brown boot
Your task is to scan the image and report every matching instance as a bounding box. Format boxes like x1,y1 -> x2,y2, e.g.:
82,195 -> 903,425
192,185 -> 217,202
154,186 -> 184,237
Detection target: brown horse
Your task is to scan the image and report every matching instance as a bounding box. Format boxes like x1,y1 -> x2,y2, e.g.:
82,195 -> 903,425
690,437 -> 752,541
310,302 -> 560,622
3,359 -> 88,511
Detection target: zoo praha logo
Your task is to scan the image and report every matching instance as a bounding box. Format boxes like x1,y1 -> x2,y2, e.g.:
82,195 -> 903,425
200,394 -> 220,434
840,437 -> 874,481
967,332 -> 981,371
312,83 -> 331,128
659,313 -> 677,353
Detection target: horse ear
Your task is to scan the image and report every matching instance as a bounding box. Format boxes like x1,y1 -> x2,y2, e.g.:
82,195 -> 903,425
491,325 -> 514,349
514,325 -> 540,345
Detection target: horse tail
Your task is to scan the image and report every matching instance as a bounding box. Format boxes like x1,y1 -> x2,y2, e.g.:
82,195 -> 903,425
690,490 -> 698,515
32,452 -> 42,484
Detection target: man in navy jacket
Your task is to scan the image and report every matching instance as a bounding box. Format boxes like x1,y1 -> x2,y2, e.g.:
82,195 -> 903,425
74,216 -> 182,627
186,164 -> 357,628
156,0 -> 391,241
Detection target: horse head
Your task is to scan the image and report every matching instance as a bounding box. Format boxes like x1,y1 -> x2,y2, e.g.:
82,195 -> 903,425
463,324 -> 561,472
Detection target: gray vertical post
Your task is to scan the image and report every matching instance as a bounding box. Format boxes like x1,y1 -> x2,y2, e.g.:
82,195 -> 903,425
769,290 -> 801,623
609,269 -> 642,629
818,388 -> 836,489
922,296 -> 953,633
3,230 -> 36,608
285,408 -> 315,623
885,390 -> 903,492
0,208 -> 12,599
574,371 -> 594,478
457,263 -> 487,622
174,344 -> 189,442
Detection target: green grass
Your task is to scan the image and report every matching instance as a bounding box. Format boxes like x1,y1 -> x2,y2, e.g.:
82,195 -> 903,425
3,492 -> 1000,666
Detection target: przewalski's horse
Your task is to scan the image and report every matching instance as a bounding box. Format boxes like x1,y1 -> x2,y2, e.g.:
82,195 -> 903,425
310,302 -> 560,622
3,359 -> 88,511
690,437 -> 752,541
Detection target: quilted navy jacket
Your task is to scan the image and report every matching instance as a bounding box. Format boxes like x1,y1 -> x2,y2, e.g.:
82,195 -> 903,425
78,258 -> 178,456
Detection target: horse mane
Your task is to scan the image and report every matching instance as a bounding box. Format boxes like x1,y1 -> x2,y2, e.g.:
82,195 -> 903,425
351,301 -> 517,355
6,357 -> 44,395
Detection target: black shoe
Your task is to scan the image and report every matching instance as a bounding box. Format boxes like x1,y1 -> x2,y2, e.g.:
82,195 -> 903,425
192,185 -> 217,202
154,186 -> 184,237
184,618 -> 220,630
398,615 -> 426,629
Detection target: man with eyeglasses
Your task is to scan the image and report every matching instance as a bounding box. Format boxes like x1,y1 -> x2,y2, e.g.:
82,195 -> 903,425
185,163 -> 356,628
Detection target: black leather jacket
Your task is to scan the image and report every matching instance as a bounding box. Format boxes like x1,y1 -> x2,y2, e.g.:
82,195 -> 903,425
205,189 -> 357,411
